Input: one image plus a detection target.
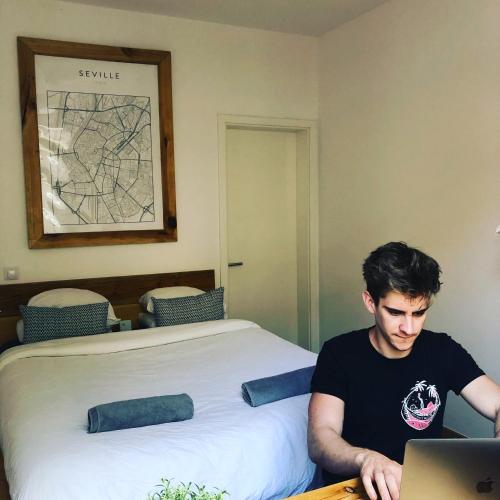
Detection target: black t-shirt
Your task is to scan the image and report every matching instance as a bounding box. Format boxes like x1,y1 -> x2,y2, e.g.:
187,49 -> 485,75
311,328 -> 484,484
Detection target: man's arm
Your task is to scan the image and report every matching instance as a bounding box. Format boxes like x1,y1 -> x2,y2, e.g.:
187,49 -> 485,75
308,392 -> 402,500
460,375 -> 500,437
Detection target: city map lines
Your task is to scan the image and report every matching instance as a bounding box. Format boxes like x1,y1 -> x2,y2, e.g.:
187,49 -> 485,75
46,91 -> 156,226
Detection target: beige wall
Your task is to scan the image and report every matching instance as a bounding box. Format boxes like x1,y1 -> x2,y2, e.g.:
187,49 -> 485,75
0,0 -> 318,283
319,0 -> 500,437
2,0 -> 498,438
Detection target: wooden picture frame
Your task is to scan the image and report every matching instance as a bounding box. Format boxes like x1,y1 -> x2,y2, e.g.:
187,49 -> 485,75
17,37 -> 177,248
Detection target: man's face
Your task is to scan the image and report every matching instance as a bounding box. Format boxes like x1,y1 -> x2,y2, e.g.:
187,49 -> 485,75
362,290 -> 430,358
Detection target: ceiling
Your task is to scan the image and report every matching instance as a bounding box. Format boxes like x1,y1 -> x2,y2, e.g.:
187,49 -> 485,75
59,0 -> 388,36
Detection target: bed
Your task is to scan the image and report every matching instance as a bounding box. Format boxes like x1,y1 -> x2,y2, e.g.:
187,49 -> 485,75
0,272 -> 317,500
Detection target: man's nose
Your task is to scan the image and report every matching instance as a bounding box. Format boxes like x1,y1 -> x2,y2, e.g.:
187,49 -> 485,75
400,315 -> 416,335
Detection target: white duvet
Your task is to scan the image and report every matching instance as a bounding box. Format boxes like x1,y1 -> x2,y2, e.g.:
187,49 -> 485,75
0,320 -> 317,500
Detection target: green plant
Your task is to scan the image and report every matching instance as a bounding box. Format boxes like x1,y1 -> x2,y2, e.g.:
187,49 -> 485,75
147,478 -> 229,500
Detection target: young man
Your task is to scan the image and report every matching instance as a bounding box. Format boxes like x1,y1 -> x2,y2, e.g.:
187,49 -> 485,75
308,242 -> 500,500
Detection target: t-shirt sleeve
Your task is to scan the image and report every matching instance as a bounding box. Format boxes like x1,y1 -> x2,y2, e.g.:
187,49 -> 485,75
446,336 -> 485,395
311,341 -> 348,401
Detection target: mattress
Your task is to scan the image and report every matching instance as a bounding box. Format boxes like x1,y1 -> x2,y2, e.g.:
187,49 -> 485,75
0,319 -> 317,500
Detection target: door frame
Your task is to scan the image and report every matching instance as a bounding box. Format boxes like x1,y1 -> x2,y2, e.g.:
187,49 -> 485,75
217,114 -> 319,352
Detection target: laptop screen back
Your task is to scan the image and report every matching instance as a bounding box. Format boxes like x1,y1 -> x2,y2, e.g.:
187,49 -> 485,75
400,439 -> 500,500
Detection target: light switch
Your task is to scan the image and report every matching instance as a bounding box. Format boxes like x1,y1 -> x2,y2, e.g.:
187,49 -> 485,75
3,267 -> 19,280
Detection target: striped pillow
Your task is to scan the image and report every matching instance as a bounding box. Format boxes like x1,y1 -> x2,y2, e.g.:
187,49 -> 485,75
152,288 -> 224,327
19,302 -> 109,344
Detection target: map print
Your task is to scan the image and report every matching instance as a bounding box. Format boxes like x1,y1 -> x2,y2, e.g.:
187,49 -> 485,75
45,91 -> 155,228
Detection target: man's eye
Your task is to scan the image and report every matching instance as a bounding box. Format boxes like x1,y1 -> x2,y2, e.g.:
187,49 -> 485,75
388,310 -> 401,316
413,311 -> 426,317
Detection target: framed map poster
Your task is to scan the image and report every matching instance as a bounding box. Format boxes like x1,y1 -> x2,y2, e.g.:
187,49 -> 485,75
17,37 -> 176,248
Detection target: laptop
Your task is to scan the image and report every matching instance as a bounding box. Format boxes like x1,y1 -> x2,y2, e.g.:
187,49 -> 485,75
400,439 -> 500,499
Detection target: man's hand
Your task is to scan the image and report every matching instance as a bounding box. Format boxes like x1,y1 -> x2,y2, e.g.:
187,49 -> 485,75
355,450 -> 402,500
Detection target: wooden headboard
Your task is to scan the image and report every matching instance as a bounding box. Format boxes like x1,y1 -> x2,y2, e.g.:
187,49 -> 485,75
0,270 -> 215,345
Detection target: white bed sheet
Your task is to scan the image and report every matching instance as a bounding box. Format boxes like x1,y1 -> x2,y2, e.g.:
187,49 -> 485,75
0,319 -> 317,500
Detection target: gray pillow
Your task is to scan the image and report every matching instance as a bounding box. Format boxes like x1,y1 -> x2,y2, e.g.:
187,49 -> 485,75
152,288 -> 224,327
19,302 -> 109,344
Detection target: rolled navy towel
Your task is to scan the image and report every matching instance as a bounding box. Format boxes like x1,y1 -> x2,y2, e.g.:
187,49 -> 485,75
242,366 -> 315,407
88,393 -> 194,433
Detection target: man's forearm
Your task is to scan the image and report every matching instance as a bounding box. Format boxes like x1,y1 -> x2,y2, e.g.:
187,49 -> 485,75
307,425 -> 368,476
308,421 -> 403,500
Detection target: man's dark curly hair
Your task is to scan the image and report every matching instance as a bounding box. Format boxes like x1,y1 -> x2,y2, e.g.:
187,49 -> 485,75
362,242 -> 442,304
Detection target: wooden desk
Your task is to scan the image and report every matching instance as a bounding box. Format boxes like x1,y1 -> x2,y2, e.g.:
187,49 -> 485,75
287,478 -> 368,500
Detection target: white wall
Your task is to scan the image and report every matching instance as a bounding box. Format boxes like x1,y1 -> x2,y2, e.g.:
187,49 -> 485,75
2,0 -> 497,438
319,0 -> 500,437
0,0 -> 318,283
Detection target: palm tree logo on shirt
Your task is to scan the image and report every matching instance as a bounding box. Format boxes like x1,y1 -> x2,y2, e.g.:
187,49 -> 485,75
401,380 -> 441,430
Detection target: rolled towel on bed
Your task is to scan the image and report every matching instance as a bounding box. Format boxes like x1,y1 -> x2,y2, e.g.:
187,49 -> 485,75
88,393 -> 194,433
242,366 -> 315,407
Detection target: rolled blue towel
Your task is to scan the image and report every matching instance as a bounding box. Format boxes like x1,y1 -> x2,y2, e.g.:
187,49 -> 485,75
88,393 -> 194,433
242,366 -> 315,407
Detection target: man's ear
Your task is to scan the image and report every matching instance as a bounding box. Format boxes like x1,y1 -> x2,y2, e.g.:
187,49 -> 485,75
362,291 -> 376,314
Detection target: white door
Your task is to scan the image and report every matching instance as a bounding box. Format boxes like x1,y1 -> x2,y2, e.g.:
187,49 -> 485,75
225,127 -> 301,344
